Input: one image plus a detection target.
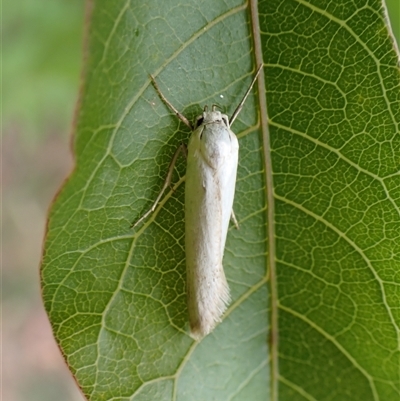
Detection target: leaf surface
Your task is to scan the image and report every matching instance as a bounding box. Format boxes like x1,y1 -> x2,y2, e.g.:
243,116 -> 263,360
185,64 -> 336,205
41,0 -> 400,400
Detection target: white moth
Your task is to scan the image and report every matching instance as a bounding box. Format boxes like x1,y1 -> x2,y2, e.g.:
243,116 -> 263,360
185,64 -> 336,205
132,65 -> 262,340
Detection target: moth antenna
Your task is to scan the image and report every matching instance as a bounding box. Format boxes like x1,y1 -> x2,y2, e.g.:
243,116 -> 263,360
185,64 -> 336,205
229,65 -> 263,126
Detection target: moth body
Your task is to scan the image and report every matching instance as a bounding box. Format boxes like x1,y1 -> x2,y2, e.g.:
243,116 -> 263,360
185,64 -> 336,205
185,109 -> 238,339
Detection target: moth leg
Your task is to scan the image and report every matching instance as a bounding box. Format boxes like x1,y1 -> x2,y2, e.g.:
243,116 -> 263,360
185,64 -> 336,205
169,144 -> 187,193
231,209 -> 240,230
131,143 -> 187,229
150,75 -> 193,130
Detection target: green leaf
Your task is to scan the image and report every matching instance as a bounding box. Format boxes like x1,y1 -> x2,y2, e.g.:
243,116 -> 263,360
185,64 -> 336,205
41,0 -> 400,400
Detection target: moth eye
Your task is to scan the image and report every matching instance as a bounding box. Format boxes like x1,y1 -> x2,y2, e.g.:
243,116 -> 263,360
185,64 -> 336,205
195,117 -> 204,128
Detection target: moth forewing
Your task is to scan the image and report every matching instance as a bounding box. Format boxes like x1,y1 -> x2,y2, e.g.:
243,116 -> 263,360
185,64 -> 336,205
185,110 -> 239,339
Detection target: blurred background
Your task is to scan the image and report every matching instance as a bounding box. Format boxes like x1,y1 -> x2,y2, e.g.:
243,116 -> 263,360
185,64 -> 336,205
2,1 -> 399,400
3,0 -> 84,400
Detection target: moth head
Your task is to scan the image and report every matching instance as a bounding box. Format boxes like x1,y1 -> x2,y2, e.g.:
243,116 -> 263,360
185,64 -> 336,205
194,105 -> 230,128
